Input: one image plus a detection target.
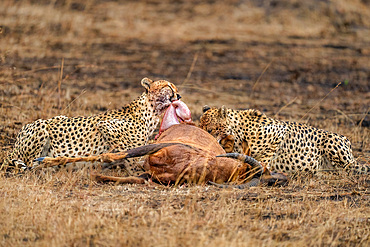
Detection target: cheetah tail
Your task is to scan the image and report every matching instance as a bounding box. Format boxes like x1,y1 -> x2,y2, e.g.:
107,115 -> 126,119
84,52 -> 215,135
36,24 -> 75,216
349,162 -> 370,175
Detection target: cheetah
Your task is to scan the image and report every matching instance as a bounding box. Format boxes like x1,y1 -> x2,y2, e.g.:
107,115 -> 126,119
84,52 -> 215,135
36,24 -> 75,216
2,78 -> 187,175
200,106 -> 369,174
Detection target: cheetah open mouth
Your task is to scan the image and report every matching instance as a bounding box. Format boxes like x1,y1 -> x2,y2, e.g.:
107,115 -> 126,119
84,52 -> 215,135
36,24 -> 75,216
156,100 -> 192,139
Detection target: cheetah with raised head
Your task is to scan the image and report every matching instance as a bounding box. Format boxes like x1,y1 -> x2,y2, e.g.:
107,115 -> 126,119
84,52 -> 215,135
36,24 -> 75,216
200,106 -> 368,174
2,78 -> 188,175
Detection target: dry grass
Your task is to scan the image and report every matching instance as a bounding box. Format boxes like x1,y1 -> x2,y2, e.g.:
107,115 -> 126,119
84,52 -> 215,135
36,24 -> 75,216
1,0 -> 369,246
1,171 -> 369,246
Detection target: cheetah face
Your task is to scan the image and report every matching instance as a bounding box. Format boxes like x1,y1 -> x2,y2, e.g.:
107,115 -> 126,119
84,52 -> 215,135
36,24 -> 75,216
141,78 -> 181,115
199,106 -> 231,143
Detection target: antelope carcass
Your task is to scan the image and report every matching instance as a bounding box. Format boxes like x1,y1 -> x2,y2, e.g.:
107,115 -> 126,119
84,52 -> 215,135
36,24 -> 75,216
37,101 -> 288,188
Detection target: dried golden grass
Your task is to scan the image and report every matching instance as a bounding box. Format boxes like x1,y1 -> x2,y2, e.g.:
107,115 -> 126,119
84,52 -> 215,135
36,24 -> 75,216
1,170 -> 369,246
1,0 -> 370,246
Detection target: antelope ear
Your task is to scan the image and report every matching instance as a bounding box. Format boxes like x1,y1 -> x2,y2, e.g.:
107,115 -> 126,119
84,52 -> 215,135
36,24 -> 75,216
141,78 -> 153,90
219,105 -> 227,118
203,105 -> 211,113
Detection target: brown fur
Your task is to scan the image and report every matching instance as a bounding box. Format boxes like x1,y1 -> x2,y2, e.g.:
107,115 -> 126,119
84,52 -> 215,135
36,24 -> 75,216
144,124 -> 251,185
35,124 -> 288,187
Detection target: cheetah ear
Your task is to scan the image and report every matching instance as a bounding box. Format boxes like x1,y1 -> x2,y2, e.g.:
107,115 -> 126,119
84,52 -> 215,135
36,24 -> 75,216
141,78 -> 153,90
219,105 -> 227,118
203,105 -> 211,113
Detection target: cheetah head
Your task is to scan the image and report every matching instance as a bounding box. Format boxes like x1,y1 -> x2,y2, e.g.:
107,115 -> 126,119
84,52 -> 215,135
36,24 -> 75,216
200,105 -> 234,149
141,77 -> 181,115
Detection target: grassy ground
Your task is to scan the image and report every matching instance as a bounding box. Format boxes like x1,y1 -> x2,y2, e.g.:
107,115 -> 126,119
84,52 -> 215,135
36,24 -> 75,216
1,0 -> 369,246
